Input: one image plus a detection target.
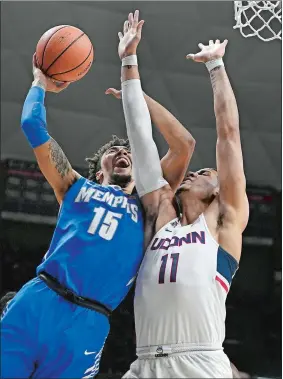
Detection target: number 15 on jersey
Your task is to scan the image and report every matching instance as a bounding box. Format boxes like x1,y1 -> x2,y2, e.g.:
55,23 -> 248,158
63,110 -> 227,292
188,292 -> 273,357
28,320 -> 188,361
88,206 -> 122,241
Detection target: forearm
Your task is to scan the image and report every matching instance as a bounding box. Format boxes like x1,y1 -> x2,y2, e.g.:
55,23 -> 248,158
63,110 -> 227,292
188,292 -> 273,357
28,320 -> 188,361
210,66 -> 239,137
144,93 -> 195,151
21,80 -> 77,201
21,80 -> 51,148
121,61 -> 167,197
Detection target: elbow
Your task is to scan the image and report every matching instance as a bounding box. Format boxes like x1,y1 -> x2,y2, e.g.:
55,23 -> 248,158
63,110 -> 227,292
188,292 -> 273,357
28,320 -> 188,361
179,128 -> 196,149
21,116 -> 40,134
182,133 -> 196,155
188,135 -> 196,148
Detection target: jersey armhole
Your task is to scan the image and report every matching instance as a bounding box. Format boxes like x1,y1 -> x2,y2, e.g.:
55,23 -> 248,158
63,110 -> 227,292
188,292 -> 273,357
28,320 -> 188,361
61,176 -> 87,205
201,213 -> 239,267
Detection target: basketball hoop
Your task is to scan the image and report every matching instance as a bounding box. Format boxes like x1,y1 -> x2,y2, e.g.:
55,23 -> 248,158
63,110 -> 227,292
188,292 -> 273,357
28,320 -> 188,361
233,1 -> 282,42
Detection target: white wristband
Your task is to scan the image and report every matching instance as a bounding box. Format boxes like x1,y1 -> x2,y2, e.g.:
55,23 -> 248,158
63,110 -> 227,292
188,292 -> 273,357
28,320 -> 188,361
122,55 -> 138,67
205,58 -> 224,72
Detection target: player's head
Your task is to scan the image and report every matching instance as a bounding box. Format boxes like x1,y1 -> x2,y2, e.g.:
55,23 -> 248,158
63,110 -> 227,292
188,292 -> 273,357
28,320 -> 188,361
86,135 -> 132,188
177,168 -> 219,203
0,291 -> 16,317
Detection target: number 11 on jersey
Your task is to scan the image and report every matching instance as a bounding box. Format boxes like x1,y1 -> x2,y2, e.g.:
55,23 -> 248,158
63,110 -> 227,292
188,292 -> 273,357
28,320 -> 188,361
159,253 -> 180,284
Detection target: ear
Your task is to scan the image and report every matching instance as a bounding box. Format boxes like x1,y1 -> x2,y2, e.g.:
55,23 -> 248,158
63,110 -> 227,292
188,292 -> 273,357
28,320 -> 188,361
96,170 -> 103,184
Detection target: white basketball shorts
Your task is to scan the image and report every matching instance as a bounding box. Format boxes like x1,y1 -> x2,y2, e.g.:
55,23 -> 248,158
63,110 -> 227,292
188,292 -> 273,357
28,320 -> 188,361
123,349 -> 233,378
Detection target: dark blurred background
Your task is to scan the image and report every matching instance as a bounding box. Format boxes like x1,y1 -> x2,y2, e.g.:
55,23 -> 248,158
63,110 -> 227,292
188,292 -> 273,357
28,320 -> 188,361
1,2 -> 281,378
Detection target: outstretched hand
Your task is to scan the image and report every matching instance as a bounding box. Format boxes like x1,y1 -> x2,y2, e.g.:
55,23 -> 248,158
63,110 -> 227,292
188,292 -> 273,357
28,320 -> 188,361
118,10 -> 144,60
186,39 -> 228,63
105,88 -> 122,99
32,53 -> 70,93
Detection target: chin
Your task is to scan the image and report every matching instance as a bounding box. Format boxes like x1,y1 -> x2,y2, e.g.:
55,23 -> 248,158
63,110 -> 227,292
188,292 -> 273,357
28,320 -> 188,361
178,182 -> 192,191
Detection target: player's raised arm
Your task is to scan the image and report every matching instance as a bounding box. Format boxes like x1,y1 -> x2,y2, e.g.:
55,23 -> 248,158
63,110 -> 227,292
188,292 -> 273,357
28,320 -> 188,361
105,88 -> 195,193
118,11 -> 172,214
187,40 -> 249,231
21,55 -> 80,204
146,94 -> 195,192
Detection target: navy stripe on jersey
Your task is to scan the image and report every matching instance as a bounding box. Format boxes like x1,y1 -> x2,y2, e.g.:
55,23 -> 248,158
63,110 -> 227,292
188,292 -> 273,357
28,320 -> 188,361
217,246 -> 238,285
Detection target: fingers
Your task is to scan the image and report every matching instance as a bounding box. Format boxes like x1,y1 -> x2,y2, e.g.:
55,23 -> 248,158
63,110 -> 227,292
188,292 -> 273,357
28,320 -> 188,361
105,88 -> 121,99
133,10 -> 139,24
50,81 -> 69,92
123,20 -> 129,34
105,88 -> 116,95
128,10 -> 139,29
128,12 -> 134,25
32,53 -> 38,68
52,80 -> 69,89
137,19 -> 145,35
118,32 -> 123,40
222,39 -> 228,47
61,83 -> 70,90
124,10 -> 140,31
186,54 -> 195,60
32,53 -> 44,78
198,39 -> 227,49
58,83 -> 70,92
207,39 -> 227,45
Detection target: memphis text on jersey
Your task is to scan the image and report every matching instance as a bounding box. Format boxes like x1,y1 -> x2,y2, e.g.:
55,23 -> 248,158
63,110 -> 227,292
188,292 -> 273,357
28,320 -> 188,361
75,184 -> 139,223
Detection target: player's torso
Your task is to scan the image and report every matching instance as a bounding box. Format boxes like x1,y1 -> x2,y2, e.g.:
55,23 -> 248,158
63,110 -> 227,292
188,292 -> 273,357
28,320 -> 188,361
37,177 -> 144,310
134,214 -> 238,349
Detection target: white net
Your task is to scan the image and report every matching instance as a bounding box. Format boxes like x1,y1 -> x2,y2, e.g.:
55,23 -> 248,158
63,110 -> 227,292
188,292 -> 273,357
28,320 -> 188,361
233,1 -> 282,41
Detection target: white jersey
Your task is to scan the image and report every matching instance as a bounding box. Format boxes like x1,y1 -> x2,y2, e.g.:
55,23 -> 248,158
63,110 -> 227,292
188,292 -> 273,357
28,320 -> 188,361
134,213 -> 238,352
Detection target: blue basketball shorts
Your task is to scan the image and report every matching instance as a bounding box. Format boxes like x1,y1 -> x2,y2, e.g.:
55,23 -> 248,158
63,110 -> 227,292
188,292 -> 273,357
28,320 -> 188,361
1,277 -> 110,378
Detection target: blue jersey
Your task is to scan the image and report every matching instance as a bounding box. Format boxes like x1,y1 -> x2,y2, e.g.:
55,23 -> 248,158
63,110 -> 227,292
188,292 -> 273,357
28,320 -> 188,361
37,177 -> 144,310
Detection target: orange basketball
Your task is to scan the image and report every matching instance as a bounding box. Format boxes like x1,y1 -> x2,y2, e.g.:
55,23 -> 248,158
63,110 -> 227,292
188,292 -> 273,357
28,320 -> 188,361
36,25 -> 94,82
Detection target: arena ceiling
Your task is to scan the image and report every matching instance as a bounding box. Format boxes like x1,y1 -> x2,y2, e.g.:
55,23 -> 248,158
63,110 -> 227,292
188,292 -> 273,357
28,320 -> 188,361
1,1 -> 282,189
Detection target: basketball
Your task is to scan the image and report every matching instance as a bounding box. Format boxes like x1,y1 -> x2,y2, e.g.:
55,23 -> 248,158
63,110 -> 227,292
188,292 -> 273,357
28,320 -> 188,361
35,25 -> 94,82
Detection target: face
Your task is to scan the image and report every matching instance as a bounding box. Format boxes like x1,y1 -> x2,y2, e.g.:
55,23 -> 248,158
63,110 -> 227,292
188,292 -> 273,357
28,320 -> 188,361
177,168 -> 219,200
97,145 -> 133,187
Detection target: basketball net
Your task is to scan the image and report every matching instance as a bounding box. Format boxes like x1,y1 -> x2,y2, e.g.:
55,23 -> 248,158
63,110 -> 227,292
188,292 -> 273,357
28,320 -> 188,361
233,1 -> 282,41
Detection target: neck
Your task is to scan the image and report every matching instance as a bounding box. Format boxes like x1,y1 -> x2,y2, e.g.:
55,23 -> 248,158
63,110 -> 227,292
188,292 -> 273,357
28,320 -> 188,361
122,180 -> 136,195
102,178 -> 135,195
180,194 -> 209,225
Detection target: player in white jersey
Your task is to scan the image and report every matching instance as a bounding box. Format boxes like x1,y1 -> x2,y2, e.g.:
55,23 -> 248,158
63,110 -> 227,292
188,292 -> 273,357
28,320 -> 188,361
123,38 -> 249,378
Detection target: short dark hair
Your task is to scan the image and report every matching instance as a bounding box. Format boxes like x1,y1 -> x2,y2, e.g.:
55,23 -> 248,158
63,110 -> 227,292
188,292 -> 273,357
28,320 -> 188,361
86,135 -> 130,182
0,291 -> 16,316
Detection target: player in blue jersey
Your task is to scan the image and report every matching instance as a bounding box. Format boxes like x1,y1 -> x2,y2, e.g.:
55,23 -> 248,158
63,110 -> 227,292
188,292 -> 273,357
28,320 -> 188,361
0,12 -> 195,379
0,292 -> 16,317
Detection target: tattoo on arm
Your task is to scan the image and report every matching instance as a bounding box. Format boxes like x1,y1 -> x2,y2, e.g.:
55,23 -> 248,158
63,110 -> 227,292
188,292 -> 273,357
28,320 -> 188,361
210,66 -> 222,91
49,138 -> 72,179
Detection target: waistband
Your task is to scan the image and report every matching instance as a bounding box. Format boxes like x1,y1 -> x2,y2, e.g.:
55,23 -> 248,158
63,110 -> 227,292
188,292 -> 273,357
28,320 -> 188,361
137,343 -> 223,358
38,271 -> 112,318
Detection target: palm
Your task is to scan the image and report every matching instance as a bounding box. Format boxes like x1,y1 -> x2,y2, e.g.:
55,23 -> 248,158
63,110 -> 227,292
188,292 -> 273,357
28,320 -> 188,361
32,53 -> 69,93
119,30 -> 140,59
118,10 -> 144,59
186,39 -> 228,63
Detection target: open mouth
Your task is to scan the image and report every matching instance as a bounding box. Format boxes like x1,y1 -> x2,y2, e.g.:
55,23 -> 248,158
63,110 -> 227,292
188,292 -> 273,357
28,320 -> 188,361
114,157 -> 130,168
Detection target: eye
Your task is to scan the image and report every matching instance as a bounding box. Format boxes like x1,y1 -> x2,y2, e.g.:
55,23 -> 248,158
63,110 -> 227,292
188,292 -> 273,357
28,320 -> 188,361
199,170 -> 209,176
107,148 -> 116,154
